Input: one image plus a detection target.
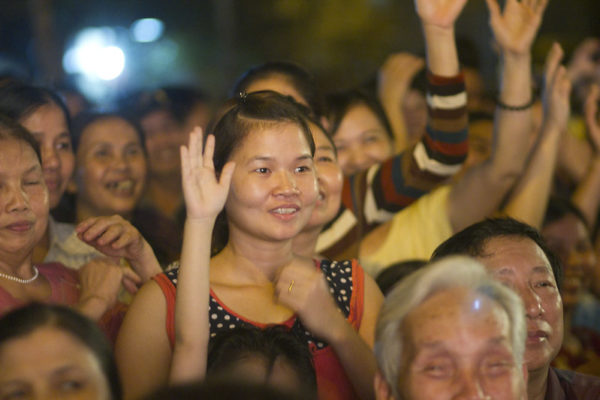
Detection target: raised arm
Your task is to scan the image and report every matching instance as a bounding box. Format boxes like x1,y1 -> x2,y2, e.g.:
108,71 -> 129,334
572,84 -> 600,230
377,52 -> 425,152
503,43 -> 571,228
447,0 -> 548,231
345,0 -> 469,221
169,128 -> 235,383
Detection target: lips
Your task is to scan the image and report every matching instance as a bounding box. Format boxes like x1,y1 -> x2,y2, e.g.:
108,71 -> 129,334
526,330 -> 549,345
5,220 -> 34,232
270,205 -> 300,220
105,179 -> 137,197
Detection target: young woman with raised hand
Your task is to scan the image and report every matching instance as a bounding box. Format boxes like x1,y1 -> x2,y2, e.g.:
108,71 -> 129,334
116,92 -> 382,400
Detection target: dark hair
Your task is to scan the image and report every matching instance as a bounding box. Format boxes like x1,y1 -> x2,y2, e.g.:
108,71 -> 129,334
0,114 -> 42,163
0,303 -> 121,400
126,86 -> 210,125
0,81 -> 72,135
431,217 -> 563,289
209,90 -> 316,255
375,259 -> 428,295
207,326 -> 317,398
543,196 -> 589,231
71,112 -> 147,154
326,88 -> 394,141
144,379 -> 311,400
232,61 -> 325,118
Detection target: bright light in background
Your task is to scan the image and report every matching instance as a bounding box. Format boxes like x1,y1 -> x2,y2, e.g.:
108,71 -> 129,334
62,27 -> 126,81
131,18 -> 164,43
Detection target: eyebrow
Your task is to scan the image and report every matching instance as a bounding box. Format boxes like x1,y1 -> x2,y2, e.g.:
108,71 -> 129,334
532,266 -> 552,274
247,154 -> 313,163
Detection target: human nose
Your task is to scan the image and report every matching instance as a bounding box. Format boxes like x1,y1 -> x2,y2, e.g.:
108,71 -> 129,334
521,286 -> 544,318
4,183 -> 29,212
346,145 -> 371,174
41,144 -> 59,171
455,372 -> 487,400
273,170 -> 299,196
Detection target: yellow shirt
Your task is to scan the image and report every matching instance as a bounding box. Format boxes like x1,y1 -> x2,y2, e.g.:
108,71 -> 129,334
359,185 -> 453,278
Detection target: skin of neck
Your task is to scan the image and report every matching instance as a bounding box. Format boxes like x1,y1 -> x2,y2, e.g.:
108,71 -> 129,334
32,227 -> 51,264
217,226 -> 298,283
0,250 -> 36,278
291,225 -> 322,259
527,364 -> 550,400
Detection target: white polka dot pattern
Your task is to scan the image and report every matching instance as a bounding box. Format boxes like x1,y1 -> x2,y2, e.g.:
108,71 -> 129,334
164,259 -> 355,351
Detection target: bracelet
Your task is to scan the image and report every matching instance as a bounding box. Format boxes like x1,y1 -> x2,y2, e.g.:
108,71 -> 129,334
496,95 -> 536,111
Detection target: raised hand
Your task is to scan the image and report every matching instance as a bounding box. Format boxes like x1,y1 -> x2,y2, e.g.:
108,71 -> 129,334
181,127 -> 235,222
542,43 -> 572,130
585,84 -> 600,152
75,215 -> 161,282
378,53 -> 425,108
414,0 -> 469,30
486,0 -> 548,55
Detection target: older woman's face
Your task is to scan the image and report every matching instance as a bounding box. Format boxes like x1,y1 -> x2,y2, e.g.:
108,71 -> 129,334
0,326 -> 111,400
399,288 -> 525,400
0,139 -> 48,262
74,117 -> 146,219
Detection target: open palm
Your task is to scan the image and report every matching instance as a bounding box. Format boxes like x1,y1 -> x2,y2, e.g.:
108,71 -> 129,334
181,128 -> 235,221
486,0 -> 548,55
414,0 -> 468,29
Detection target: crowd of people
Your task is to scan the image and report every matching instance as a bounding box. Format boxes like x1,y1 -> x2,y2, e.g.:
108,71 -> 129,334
1,0 -> 600,399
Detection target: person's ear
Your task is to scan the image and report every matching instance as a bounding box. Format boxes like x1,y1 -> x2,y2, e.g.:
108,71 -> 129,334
374,370 -> 396,400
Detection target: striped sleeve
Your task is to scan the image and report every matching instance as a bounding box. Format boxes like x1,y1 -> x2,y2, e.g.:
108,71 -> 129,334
345,71 -> 467,222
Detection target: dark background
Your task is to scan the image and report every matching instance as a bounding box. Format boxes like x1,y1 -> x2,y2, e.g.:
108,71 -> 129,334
1,0 -> 598,104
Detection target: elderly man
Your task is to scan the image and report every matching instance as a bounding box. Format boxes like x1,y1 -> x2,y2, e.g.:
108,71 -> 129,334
374,255 -> 527,400
432,218 -> 600,400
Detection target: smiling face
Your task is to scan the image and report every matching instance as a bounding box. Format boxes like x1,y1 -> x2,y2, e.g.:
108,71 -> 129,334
333,104 -> 394,176
0,139 -> 49,263
20,103 -> 74,209
74,116 -> 146,220
477,236 -> 563,373
303,122 -> 343,231
542,214 -> 596,309
400,287 -> 525,400
225,122 -> 318,243
0,326 -> 111,400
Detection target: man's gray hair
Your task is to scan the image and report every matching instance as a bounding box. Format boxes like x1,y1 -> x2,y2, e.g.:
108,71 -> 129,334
374,256 -> 526,399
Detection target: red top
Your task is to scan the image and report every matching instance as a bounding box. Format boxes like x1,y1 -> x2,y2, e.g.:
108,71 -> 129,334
154,259 -> 366,400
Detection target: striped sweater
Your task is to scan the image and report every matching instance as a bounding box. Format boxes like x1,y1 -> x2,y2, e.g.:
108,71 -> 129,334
316,72 -> 468,260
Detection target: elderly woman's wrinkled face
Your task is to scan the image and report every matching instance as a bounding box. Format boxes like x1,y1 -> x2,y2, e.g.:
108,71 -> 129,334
398,288 -> 525,400
0,139 -> 48,261
0,326 -> 111,400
